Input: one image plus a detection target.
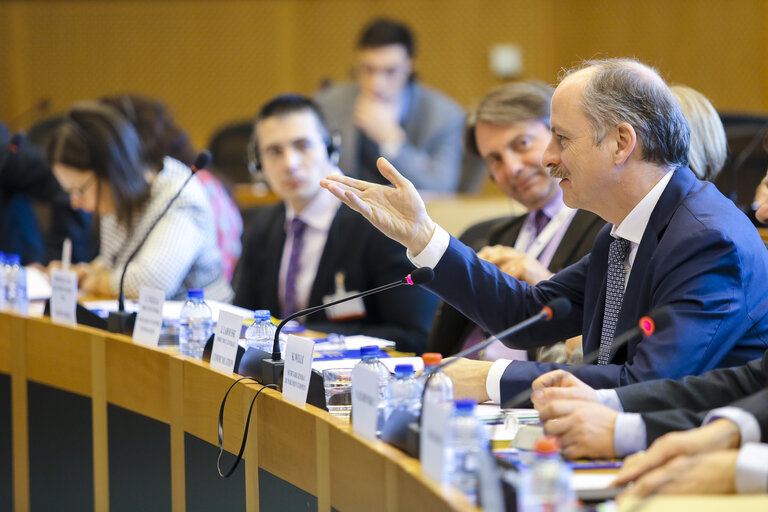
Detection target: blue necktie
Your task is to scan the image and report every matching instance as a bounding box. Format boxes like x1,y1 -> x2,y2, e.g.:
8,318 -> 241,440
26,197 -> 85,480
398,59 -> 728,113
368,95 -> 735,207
283,217 -> 307,318
598,237 -> 630,365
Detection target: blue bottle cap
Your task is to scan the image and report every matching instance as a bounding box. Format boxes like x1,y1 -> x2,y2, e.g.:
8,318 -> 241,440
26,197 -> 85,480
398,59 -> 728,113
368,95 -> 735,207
253,309 -> 271,320
360,345 -> 379,357
6,253 -> 20,265
187,289 -> 204,300
394,364 -> 414,377
454,399 -> 476,413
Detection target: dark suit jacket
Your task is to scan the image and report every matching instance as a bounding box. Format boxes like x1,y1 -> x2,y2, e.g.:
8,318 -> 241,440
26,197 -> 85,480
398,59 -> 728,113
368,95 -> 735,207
233,203 -> 439,353
426,209 -> 605,357
424,167 -> 768,402
615,350 -> 768,444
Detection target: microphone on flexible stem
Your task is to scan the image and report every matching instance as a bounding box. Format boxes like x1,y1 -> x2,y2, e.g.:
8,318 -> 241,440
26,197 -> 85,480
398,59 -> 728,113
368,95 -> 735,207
0,133 -> 27,171
255,266 -> 435,388
502,305 -> 674,409
379,297 -> 572,457
106,150 -> 211,334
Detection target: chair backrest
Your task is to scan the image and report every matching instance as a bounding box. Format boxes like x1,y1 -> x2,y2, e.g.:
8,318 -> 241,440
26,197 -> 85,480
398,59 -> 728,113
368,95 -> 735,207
207,120 -> 254,186
716,112 -> 768,208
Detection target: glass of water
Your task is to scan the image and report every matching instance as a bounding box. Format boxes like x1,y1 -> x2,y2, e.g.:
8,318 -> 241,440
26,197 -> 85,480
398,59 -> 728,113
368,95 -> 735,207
322,368 -> 352,421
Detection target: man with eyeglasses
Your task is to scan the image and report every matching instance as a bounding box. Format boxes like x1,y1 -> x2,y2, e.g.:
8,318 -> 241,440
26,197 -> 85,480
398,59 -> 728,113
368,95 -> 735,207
316,18 -> 465,193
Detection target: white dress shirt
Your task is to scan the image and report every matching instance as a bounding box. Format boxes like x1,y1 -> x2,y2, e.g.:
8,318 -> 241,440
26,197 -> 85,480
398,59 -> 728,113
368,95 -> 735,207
278,184 -> 341,316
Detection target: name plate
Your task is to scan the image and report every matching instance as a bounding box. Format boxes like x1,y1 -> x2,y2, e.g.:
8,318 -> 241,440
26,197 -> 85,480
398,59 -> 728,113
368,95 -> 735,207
420,400 -> 453,484
351,364 -> 380,441
132,287 -> 165,347
282,334 -> 316,406
210,310 -> 245,373
50,269 -> 78,326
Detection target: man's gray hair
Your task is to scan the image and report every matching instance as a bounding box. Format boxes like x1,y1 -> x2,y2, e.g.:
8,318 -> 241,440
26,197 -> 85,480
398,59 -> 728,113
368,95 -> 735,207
564,58 -> 690,168
464,81 -> 554,157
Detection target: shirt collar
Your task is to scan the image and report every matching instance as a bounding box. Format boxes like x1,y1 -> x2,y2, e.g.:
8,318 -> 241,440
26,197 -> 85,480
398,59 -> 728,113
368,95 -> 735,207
285,168 -> 342,232
610,170 -> 675,244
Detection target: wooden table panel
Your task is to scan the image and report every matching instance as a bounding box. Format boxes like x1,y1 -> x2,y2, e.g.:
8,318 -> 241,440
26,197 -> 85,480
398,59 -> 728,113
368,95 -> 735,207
105,335 -> 171,422
25,317 -> 92,396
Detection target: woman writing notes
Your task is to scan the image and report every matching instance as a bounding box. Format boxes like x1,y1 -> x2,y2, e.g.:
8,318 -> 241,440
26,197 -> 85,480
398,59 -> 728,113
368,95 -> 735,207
49,102 -> 232,301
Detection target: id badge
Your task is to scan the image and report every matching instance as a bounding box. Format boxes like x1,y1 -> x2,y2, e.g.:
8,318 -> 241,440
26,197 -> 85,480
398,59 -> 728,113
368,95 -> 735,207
324,271 -> 366,321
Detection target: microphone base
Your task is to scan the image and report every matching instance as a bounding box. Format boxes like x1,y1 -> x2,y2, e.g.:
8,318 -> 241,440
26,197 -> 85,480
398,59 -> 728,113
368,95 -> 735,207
261,358 -> 285,387
107,310 -> 137,335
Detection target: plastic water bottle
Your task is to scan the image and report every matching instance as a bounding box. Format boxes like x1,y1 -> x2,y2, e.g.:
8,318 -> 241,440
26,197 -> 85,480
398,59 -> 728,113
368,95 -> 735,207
387,364 -> 423,419
353,345 -> 391,435
517,436 -> 576,512
419,352 -> 454,405
0,252 -> 6,311
4,254 -> 28,315
178,289 -> 213,359
244,310 -> 276,352
447,399 -> 488,505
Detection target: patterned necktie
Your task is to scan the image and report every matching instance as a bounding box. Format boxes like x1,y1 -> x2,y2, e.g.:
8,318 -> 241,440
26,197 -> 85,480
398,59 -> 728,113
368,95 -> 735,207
533,210 -> 550,237
598,237 -> 631,365
283,217 -> 308,318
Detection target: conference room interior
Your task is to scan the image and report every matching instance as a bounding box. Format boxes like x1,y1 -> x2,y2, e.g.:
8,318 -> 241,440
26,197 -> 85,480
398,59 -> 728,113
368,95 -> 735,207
3,1 -> 768,511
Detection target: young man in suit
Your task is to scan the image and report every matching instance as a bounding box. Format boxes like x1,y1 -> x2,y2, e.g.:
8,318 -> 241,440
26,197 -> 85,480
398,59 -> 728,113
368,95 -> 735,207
427,81 -> 605,362
315,18 -> 465,192
233,95 -> 438,353
322,58 -> 768,402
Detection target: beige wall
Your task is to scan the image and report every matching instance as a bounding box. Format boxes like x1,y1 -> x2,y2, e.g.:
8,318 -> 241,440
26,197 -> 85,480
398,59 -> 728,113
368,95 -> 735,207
1,0 -> 767,150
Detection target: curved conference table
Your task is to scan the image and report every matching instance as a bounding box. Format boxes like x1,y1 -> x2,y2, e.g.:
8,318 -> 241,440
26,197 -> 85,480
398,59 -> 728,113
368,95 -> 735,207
0,311 -> 475,512
4,312 -> 768,512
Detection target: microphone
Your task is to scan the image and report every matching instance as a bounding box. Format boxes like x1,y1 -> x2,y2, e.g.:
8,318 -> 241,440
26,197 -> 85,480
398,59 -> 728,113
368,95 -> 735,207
433,297 -> 572,374
9,133 -> 25,153
502,305 -> 674,408
0,133 -> 27,171
255,267 -> 435,388
380,297 -> 571,456
107,150 -> 211,334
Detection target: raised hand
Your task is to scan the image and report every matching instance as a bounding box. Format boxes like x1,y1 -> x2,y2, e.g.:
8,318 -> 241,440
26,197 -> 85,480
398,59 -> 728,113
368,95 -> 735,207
321,157 -> 436,254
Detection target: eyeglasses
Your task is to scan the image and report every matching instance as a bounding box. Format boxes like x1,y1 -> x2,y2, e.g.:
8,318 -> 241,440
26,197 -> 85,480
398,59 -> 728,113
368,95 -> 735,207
63,174 -> 97,199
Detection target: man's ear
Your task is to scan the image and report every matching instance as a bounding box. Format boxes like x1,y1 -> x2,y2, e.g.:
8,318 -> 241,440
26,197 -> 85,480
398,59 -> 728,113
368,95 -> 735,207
613,122 -> 637,166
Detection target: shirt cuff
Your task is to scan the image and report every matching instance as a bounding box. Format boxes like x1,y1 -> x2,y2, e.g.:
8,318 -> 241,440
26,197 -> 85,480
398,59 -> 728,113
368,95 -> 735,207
735,443 -> 768,494
486,359 -> 512,404
703,407 -> 761,446
595,389 -> 624,412
614,413 -> 646,457
407,224 -> 450,269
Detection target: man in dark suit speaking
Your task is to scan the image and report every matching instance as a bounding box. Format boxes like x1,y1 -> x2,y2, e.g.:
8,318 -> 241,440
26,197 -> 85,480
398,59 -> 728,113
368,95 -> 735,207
321,58 -> 768,401
427,81 -> 604,362
233,95 -> 438,353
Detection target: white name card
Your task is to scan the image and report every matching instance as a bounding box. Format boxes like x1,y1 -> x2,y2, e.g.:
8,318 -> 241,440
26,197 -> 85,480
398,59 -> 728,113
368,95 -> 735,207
49,269 -> 78,326
351,364 -> 380,442
210,310 -> 245,373
420,400 -> 453,484
281,334 -> 316,406
132,287 -> 165,347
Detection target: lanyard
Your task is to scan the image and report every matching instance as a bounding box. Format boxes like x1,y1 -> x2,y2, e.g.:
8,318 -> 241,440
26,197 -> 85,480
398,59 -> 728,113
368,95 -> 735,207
513,206 -> 576,259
